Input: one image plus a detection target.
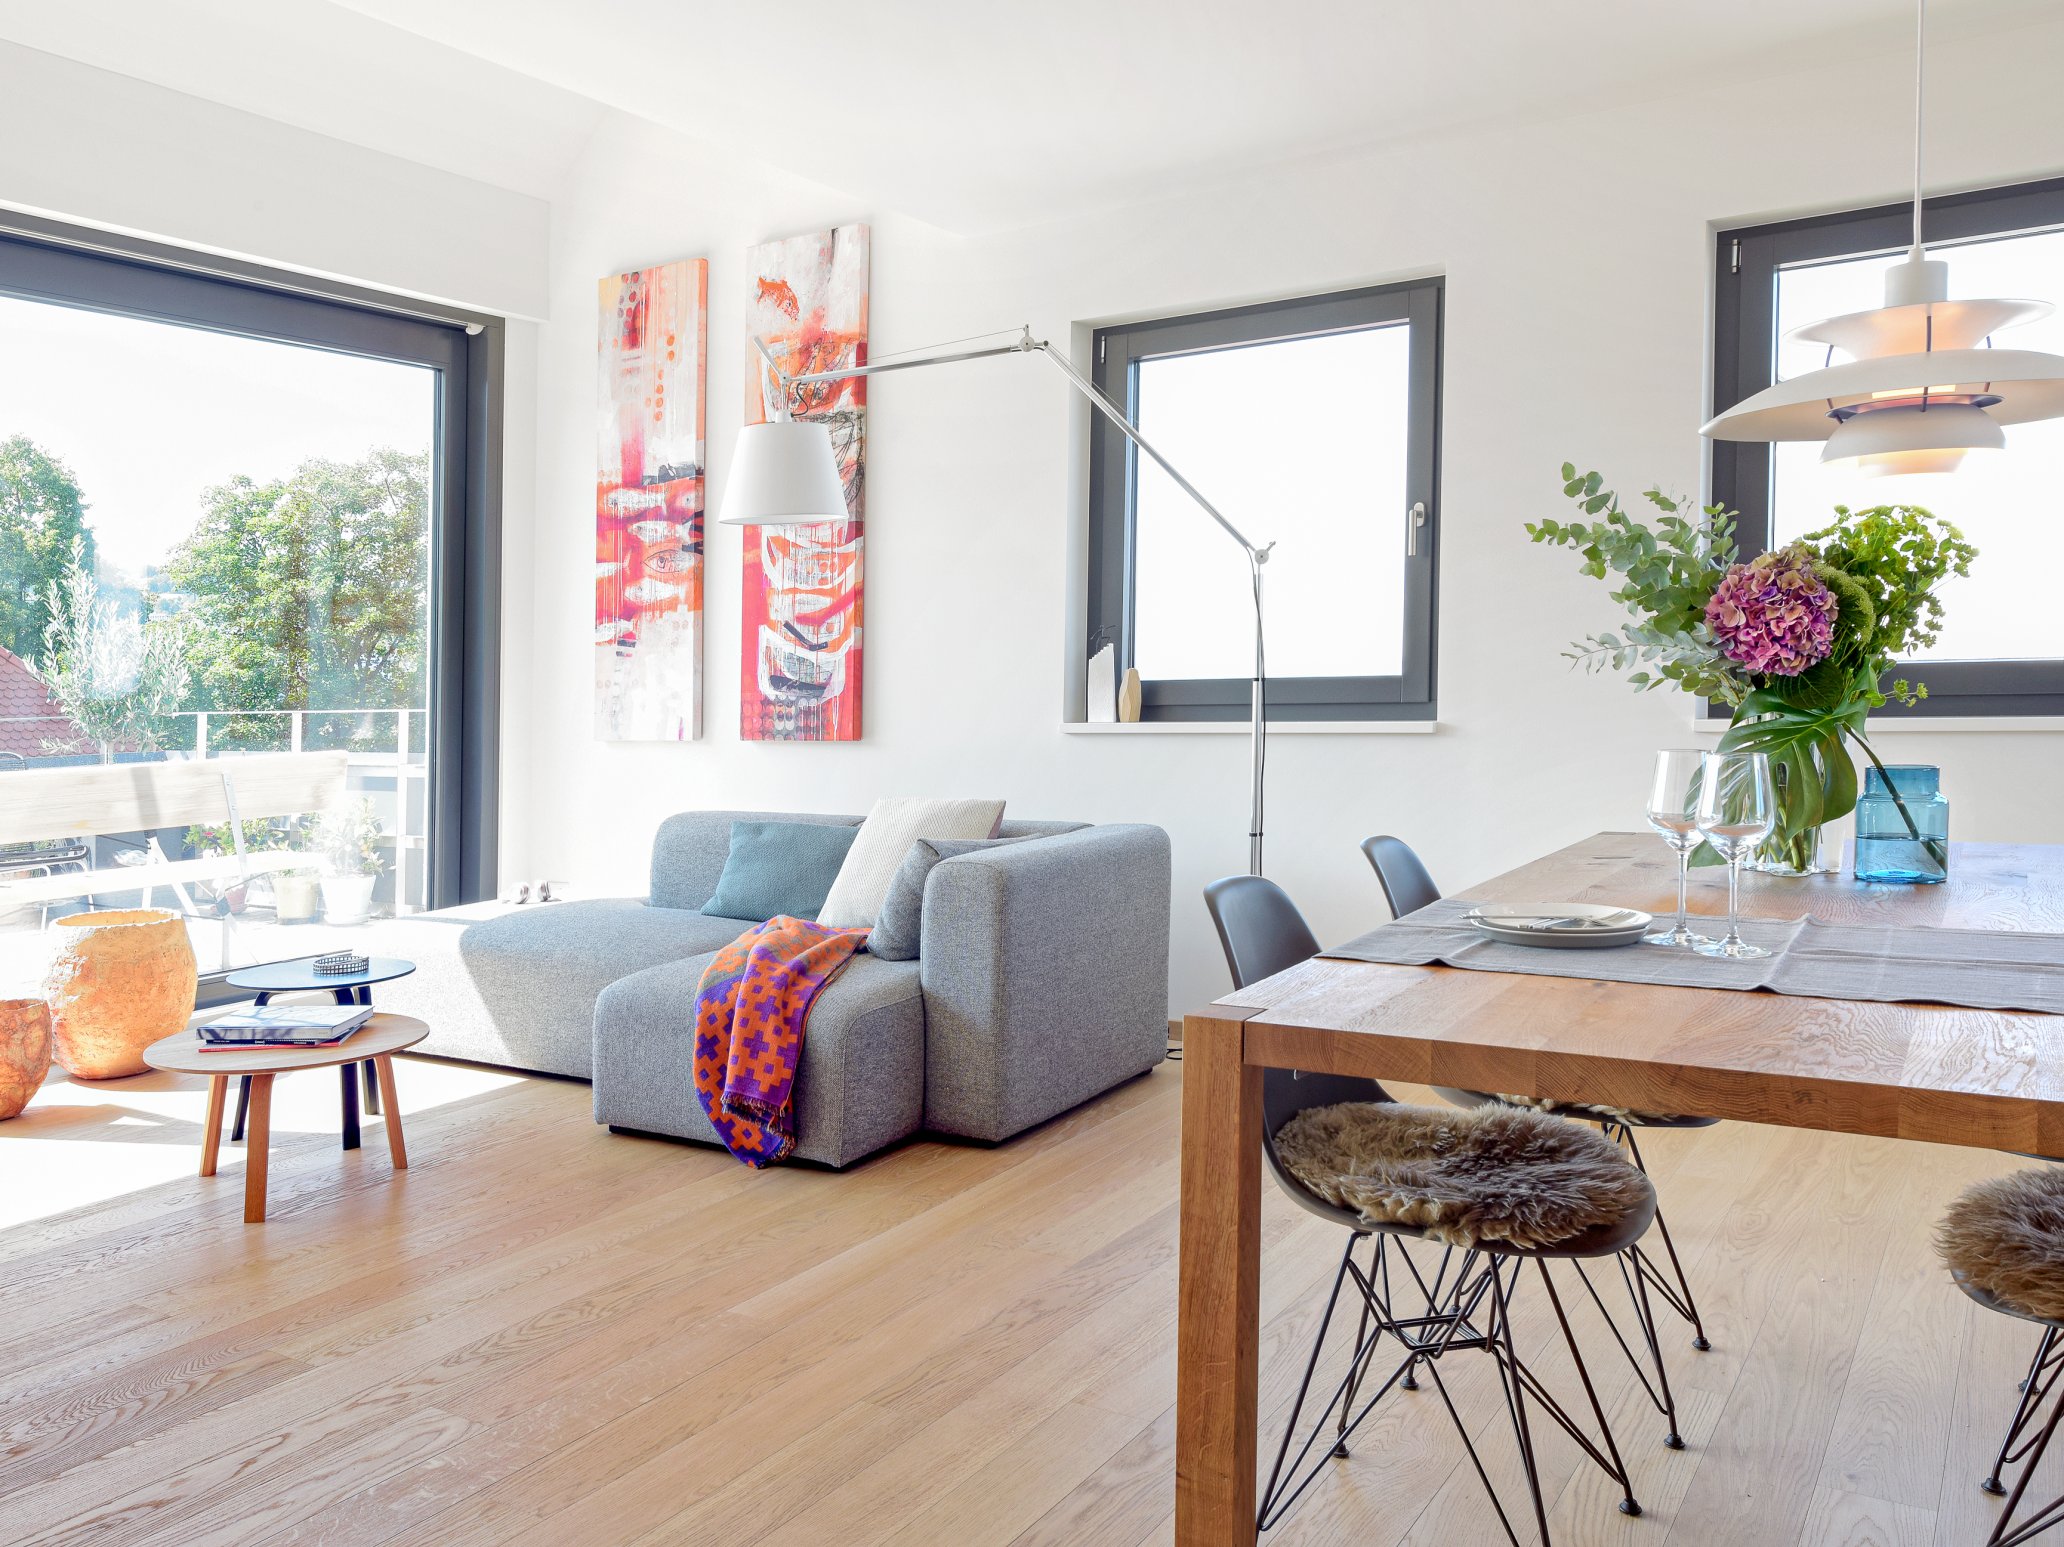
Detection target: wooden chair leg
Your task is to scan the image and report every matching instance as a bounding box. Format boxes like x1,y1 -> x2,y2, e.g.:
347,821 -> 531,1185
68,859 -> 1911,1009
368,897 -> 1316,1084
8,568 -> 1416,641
201,1075 -> 227,1177
243,1072 -> 275,1223
375,1055 -> 406,1170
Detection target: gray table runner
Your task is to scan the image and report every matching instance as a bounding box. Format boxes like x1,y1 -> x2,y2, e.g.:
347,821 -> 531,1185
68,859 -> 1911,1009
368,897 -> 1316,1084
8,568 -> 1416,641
1322,896 -> 2064,1017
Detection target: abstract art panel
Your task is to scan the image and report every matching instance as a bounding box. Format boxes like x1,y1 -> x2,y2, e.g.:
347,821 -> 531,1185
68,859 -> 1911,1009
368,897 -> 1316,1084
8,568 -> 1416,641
596,258 -> 707,741
741,224 -> 868,742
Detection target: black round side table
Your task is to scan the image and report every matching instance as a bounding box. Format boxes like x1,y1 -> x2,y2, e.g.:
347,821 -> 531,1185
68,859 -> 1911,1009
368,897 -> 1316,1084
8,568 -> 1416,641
221,957 -> 416,1152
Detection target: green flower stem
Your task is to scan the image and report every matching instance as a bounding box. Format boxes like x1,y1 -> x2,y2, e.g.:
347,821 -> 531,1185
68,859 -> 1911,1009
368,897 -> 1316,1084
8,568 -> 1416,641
1844,727 -> 1949,876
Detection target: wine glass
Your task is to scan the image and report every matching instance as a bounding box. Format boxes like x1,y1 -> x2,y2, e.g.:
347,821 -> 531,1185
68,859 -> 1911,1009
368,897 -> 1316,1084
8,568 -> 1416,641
1693,750 -> 1776,960
1643,750 -> 1712,948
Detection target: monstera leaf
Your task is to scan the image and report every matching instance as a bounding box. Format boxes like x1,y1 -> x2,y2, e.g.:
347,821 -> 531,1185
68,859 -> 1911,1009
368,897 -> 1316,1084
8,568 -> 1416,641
1689,673 -> 1872,866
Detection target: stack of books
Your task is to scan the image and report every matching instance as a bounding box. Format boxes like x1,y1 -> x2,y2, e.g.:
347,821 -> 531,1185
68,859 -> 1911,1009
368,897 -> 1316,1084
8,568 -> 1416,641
198,1005 -> 374,1049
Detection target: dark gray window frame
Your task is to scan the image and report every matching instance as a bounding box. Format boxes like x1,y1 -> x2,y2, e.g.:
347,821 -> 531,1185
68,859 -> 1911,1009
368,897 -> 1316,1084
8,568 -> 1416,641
1088,278 -> 1442,722
0,218 -> 502,934
1712,177 -> 2064,718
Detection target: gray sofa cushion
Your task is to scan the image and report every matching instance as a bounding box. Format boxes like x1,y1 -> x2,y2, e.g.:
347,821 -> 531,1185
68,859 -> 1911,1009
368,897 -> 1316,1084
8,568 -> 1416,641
365,899 -> 747,1078
650,810 -> 863,912
699,820 -> 859,922
867,836 -> 1028,961
592,951 -> 925,1169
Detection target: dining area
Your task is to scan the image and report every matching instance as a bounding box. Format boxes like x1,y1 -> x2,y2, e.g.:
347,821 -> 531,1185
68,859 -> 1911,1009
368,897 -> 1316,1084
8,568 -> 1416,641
1178,802 -> 2064,1547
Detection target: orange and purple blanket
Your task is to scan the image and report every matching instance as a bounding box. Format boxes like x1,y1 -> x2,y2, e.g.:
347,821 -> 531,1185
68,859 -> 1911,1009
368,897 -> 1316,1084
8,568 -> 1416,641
692,915 -> 870,1167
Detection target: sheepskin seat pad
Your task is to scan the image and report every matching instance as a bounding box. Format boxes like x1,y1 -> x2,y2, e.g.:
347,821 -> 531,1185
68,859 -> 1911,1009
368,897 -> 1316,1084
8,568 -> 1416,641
1274,1101 -> 1654,1252
1938,1167 -> 2064,1324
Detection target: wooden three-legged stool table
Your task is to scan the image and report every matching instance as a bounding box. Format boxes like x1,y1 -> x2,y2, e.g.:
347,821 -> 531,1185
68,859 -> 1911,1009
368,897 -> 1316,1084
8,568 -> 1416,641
143,1014 -> 428,1223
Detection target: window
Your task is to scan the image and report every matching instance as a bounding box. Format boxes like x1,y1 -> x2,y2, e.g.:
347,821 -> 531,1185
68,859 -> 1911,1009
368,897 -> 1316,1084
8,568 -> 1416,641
1088,279 -> 1442,722
0,219 -> 500,995
1713,178 -> 2064,717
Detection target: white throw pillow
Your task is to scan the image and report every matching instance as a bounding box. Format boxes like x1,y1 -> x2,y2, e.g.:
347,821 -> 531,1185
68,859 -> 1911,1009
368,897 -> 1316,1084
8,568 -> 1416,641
817,797 -> 1007,928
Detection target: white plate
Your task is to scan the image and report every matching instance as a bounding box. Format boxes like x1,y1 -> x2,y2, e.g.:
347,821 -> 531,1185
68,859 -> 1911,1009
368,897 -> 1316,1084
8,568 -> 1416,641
1465,902 -> 1652,950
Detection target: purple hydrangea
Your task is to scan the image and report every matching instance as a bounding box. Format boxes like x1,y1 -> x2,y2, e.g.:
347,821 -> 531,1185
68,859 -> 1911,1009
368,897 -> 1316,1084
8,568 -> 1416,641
1704,545 -> 1837,678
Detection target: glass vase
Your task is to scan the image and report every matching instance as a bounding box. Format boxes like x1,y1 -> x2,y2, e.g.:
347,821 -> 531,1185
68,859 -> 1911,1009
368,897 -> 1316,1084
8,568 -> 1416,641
1853,764 -> 1949,884
1750,824 -> 1832,877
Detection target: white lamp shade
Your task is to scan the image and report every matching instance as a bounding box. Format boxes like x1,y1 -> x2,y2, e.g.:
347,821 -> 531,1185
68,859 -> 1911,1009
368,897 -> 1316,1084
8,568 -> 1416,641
1700,346 -> 2064,441
1787,296 -> 2054,358
1821,400 -> 2005,476
718,421 -> 849,526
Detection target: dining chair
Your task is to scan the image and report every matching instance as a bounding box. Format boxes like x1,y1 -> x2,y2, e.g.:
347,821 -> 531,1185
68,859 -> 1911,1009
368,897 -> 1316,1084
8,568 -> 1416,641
1205,874 -> 1656,1545
1940,1166 -> 2064,1544
1362,832 -> 1716,1450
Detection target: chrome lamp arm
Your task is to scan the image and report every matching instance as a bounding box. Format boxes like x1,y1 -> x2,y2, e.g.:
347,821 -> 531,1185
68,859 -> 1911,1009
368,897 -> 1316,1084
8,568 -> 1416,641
756,325 -> 1273,875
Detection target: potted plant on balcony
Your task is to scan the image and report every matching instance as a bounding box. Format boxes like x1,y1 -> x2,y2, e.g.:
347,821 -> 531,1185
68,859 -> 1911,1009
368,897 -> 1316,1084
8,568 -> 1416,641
317,800 -> 385,925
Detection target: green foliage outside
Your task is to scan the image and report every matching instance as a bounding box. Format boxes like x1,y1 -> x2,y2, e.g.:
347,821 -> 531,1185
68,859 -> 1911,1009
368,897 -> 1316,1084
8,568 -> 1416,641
36,539 -> 189,761
165,448 -> 429,749
0,435 -> 95,661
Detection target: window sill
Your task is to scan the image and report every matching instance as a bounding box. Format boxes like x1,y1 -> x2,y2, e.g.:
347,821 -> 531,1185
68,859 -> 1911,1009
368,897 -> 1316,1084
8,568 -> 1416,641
1062,721 -> 1438,736
1692,715 -> 2064,735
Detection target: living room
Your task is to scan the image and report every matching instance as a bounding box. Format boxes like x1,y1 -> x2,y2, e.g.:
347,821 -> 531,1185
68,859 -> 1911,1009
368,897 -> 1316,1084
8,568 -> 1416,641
5,2 -> 2064,1543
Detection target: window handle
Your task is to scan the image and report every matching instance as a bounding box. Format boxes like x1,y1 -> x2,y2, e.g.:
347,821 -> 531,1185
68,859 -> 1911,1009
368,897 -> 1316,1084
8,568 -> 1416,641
1406,501 -> 1428,557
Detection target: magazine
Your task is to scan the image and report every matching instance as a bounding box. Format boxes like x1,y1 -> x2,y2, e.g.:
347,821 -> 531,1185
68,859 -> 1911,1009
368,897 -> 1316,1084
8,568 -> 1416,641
199,1004 -> 374,1047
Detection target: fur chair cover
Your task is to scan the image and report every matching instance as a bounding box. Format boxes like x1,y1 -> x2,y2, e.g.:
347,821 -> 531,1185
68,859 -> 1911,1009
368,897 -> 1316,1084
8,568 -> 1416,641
1274,1101 -> 1653,1252
1938,1168 -> 2064,1324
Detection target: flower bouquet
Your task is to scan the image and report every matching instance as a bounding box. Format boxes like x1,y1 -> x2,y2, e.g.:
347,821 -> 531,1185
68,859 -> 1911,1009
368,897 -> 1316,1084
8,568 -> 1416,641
1528,466 -> 1974,875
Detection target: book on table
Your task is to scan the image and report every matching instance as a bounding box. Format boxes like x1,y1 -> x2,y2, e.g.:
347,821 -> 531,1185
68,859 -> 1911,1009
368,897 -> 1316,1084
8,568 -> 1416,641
198,1004 -> 375,1048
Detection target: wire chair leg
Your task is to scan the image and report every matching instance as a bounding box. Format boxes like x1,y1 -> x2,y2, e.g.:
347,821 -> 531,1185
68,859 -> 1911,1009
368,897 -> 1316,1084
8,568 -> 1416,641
1612,1123 -> 1712,1350
1490,1262 -> 1558,1546
1537,1259 -> 1643,1515
1989,1362 -> 2064,1547
1333,1242 -> 1376,1461
1987,1326 -> 2064,1495
1258,1234 -> 1360,1528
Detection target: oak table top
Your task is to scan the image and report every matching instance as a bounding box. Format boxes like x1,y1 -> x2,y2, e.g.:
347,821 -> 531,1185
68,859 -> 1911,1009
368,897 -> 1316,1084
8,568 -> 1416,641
1173,835 -> 2064,1547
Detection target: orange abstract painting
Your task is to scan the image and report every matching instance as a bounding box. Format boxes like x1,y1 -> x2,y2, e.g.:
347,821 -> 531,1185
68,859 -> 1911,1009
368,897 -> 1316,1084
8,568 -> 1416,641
597,258 -> 707,741
741,225 -> 868,742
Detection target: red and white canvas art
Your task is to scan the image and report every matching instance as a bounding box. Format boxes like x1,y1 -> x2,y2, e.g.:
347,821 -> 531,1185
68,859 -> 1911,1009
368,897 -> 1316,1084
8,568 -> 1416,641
596,258 -> 707,741
740,225 -> 868,743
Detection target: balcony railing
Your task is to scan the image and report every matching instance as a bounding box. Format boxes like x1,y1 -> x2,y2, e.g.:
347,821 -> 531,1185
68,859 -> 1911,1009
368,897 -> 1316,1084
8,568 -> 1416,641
0,707 -> 428,915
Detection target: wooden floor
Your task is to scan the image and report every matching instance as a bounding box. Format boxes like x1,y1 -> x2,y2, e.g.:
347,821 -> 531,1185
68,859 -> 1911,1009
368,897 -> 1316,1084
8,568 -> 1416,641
2,1056 -> 2060,1547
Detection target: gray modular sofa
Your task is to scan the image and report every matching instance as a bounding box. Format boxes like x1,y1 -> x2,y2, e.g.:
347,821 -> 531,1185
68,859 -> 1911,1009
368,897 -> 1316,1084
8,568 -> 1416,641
363,811 -> 1170,1167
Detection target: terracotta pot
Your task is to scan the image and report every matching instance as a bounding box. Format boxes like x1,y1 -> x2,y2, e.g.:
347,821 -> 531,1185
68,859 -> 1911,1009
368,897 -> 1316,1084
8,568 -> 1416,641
44,909 -> 198,1080
0,998 -> 51,1118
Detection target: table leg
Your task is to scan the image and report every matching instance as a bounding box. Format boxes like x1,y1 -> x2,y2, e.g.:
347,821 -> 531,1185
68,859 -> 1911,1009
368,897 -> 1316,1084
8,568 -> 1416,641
362,1060 -> 380,1116
374,1055 -> 407,1170
243,1072 -> 275,1224
231,1076 -> 251,1142
1175,1013 -> 1263,1547
339,1062 -> 361,1151
200,1075 -> 227,1177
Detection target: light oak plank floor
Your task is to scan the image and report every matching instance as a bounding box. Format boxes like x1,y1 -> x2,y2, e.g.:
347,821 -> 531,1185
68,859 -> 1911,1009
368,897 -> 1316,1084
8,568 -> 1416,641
2,1057 -> 2059,1546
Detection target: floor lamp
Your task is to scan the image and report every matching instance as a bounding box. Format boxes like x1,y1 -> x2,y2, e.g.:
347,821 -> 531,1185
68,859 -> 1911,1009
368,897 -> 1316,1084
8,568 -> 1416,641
720,326 -> 1276,875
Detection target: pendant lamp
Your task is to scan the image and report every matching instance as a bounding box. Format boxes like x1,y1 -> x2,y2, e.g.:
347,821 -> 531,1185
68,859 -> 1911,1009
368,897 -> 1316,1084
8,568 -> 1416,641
1701,0 -> 2064,475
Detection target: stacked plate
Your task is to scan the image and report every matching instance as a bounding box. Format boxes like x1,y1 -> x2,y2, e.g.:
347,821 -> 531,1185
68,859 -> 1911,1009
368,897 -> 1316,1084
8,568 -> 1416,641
1465,902 -> 1651,950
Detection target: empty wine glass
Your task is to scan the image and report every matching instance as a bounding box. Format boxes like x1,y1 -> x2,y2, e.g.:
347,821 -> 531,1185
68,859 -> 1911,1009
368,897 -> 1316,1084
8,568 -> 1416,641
1694,750 -> 1776,960
1643,750 -> 1712,948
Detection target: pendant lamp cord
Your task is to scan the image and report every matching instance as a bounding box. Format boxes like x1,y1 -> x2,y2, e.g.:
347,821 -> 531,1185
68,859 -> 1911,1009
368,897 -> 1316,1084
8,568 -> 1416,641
1911,0 -> 1927,257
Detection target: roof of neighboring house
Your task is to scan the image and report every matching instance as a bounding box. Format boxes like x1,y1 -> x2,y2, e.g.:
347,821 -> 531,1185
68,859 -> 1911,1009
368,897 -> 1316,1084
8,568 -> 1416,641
0,645 -> 88,760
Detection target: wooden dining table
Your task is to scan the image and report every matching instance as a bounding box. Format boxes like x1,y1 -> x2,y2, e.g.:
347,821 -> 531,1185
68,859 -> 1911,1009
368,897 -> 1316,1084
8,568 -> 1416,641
1173,833 -> 2064,1546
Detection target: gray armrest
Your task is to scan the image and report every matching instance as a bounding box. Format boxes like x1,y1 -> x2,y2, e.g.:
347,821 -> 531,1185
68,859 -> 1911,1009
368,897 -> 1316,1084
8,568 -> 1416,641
917,823 -> 1170,1141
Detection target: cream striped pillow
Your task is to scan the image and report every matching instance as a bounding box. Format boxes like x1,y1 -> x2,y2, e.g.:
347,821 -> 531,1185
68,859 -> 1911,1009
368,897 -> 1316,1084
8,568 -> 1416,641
816,797 -> 1007,928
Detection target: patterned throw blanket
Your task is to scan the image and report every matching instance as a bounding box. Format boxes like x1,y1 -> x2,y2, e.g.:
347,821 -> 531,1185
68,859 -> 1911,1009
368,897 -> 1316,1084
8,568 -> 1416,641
692,915 -> 870,1167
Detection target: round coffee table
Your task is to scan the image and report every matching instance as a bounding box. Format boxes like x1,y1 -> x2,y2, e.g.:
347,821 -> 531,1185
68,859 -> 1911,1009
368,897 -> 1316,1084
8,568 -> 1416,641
144,1013 -> 428,1223
222,957 -> 416,1152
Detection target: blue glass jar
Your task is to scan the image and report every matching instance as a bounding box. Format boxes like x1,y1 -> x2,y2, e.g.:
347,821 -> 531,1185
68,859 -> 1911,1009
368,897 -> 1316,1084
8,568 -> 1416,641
1852,764 -> 1949,884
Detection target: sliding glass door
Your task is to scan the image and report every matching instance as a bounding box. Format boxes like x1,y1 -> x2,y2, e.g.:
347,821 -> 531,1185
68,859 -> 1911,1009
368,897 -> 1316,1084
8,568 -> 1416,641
0,227 -> 497,989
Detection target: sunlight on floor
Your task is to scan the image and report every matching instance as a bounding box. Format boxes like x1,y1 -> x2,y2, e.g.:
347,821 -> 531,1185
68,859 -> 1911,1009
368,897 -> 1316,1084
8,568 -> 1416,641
0,1056 -> 522,1231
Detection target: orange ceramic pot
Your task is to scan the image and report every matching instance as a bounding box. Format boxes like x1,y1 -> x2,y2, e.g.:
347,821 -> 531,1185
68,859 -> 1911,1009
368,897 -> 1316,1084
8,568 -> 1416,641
44,909 -> 197,1080
0,998 -> 51,1118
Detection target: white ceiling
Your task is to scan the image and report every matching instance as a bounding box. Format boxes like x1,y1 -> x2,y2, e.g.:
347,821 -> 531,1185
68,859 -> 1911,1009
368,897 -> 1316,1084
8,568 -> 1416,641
5,0 -> 2059,232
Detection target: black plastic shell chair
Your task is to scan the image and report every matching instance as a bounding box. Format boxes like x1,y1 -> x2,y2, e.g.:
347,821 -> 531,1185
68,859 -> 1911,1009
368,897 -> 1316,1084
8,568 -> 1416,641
1204,873 -> 1653,1543
1361,830 -> 1718,1448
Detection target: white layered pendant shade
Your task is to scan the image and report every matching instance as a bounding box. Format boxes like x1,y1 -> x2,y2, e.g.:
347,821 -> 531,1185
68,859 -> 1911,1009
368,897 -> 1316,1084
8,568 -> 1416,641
1699,0 -> 2064,474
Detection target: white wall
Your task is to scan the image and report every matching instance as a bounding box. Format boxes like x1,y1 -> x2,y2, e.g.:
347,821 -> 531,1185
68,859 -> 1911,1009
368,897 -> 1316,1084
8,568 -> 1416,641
531,19 -> 2064,1013
0,39 -> 551,319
